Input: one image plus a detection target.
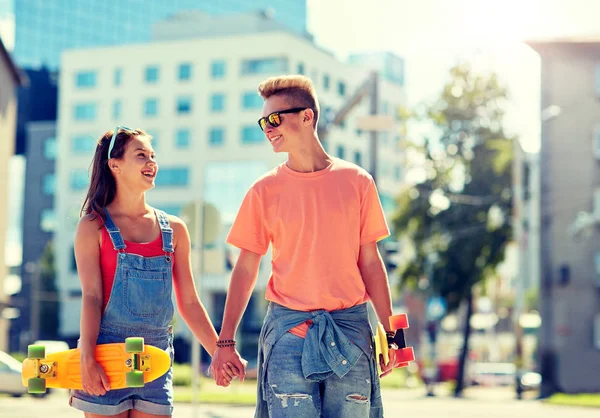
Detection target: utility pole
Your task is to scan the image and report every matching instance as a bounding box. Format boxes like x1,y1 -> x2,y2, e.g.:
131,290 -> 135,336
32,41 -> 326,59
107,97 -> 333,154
25,262 -> 41,343
369,71 -> 379,186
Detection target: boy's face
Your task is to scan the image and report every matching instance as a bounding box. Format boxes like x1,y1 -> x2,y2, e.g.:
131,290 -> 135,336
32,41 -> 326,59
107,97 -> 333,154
261,94 -> 307,153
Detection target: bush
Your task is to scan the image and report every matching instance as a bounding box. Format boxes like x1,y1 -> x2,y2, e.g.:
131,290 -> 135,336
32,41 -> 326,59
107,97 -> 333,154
10,352 -> 27,362
172,363 -> 194,387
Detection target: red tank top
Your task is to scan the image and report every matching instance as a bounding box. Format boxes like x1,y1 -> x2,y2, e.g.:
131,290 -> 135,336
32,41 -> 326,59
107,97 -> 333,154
100,225 -> 174,311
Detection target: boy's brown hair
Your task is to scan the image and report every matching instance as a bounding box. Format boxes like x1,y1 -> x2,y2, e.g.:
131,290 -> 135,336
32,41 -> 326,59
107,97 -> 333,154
258,75 -> 320,127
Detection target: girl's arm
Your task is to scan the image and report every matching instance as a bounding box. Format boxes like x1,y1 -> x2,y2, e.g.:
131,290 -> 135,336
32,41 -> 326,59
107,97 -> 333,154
74,215 -> 111,395
170,216 -> 220,357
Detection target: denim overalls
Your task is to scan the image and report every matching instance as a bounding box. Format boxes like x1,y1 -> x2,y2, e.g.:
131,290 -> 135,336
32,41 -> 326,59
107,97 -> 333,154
70,208 -> 175,416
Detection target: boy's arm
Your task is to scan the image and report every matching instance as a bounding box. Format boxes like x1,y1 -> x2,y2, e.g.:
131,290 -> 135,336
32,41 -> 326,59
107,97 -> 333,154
210,249 -> 262,385
358,241 -> 400,377
358,241 -> 394,332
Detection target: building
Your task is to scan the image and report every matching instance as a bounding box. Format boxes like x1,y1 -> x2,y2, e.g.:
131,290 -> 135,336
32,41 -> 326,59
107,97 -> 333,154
16,68 -> 58,154
9,0 -> 307,352
0,35 -> 25,351
0,0 -> 14,51
12,0 -> 307,70
54,13 -> 407,363
527,36 -> 600,394
6,68 -> 58,352
7,121 -> 57,352
512,140 -> 541,298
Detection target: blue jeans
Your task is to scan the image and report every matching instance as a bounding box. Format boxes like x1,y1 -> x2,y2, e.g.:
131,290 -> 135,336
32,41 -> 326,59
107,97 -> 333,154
266,332 -> 371,417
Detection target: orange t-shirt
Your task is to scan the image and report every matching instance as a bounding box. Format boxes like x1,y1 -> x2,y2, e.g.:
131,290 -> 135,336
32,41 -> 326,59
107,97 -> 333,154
226,158 -> 390,337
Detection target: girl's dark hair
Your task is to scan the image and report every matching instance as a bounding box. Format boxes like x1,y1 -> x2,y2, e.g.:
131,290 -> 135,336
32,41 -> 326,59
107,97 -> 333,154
80,127 -> 150,224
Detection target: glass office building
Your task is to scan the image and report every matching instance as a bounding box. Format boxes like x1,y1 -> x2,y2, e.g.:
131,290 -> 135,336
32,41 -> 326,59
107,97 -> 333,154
12,0 -> 307,68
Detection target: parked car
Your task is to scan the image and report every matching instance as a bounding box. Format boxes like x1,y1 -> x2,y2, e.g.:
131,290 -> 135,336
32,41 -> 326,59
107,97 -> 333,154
0,350 -> 27,397
519,371 -> 541,392
470,362 -> 516,386
33,340 -> 70,354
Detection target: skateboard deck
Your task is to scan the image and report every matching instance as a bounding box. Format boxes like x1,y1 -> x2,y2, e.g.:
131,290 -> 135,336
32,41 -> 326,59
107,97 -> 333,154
374,313 -> 415,374
21,337 -> 170,394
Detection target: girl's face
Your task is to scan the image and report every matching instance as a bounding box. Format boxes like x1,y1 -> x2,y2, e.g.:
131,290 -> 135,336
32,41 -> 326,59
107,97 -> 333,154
110,135 -> 158,192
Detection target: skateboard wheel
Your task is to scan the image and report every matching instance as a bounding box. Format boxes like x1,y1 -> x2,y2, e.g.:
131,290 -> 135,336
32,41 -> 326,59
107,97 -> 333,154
28,345 -> 46,359
389,314 -> 409,330
125,337 -> 144,353
126,371 -> 145,388
27,377 -> 46,394
396,347 -> 415,363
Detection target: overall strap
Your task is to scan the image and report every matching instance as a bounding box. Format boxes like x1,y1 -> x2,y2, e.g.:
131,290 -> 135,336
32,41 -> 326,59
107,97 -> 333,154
103,208 -> 126,251
155,209 -> 174,254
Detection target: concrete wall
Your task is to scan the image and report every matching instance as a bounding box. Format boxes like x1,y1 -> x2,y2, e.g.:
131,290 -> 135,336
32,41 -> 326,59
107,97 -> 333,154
0,55 -> 17,352
536,42 -> 600,393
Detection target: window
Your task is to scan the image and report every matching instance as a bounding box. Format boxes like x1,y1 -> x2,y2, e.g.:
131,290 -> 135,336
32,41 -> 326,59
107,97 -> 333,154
381,101 -> 389,114
338,81 -> 346,97
297,63 -> 305,74
210,93 -> 225,112
114,68 -> 122,86
43,137 -> 56,160
594,127 -> 600,159
147,130 -> 158,149
594,189 -> 600,219
145,65 -> 159,83
40,208 -> 56,232
381,161 -> 391,176
175,129 -> 190,149
595,64 -> 600,96
241,57 -> 288,75
211,60 -> 226,79
354,151 -> 362,166
144,98 -> 159,117
178,63 -> 192,81
70,169 -> 89,190
113,100 -> 122,120
336,145 -> 345,159
381,132 -> 389,146
42,173 -> 55,195
155,168 -> 190,187
241,126 -> 264,144
209,127 -> 225,147
71,246 -> 77,272
75,71 -> 96,88
157,205 -> 183,216
72,135 -> 95,154
595,252 -> 600,281
242,92 -> 263,109
177,96 -> 192,114
204,161 -> 269,230
73,103 -> 96,121
380,193 -> 396,213
323,74 -> 330,90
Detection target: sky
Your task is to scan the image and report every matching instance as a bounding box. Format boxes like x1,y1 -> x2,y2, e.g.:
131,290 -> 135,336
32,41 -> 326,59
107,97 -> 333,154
307,0 -> 600,153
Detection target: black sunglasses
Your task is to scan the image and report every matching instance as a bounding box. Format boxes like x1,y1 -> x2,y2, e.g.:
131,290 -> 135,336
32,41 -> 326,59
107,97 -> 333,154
257,107 -> 307,131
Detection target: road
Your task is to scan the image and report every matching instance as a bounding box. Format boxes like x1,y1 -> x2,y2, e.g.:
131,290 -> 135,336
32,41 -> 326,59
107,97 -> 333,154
0,387 -> 596,417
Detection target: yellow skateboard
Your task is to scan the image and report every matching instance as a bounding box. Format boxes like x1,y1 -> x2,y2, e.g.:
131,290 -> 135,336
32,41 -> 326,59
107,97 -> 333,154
21,337 -> 170,394
374,314 -> 415,374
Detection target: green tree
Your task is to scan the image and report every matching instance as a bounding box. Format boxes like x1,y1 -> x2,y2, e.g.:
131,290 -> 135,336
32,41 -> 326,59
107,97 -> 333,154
38,241 -> 59,340
392,63 -> 514,397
